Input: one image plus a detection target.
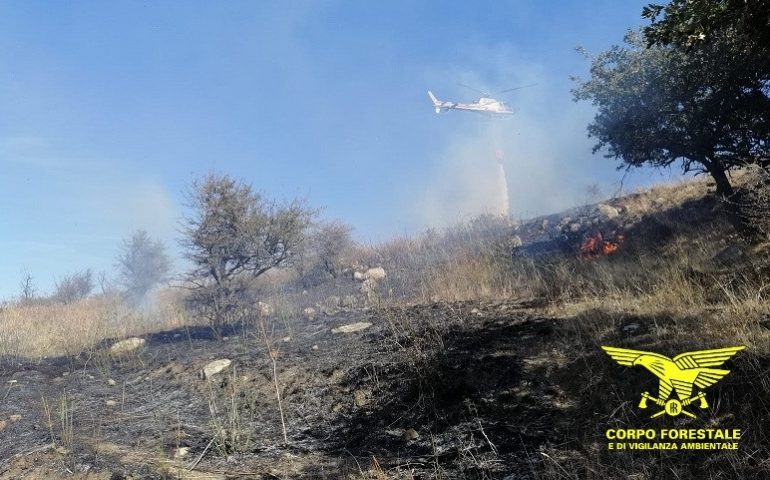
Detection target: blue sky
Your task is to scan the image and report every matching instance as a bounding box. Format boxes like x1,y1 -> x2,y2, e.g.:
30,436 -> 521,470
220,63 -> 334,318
0,0 -> 673,299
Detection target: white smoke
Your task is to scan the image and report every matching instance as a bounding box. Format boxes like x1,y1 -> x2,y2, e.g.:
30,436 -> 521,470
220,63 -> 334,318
411,39 -> 645,228
495,150 -> 510,217
415,127 -> 513,224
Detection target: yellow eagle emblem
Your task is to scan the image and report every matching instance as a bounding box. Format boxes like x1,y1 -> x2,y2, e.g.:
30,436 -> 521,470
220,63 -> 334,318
602,345 -> 744,418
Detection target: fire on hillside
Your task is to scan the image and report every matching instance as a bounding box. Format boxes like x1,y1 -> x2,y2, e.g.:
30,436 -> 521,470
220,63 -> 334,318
580,230 -> 625,258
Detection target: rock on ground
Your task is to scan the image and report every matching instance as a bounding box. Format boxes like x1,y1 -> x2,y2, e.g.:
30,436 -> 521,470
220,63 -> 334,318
354,267 -> 386,281
331,322 -> 372,334
110,337 -> 146,354
201,359 -> 232,379
257,301 -> 274,317
597,203 -> 621,219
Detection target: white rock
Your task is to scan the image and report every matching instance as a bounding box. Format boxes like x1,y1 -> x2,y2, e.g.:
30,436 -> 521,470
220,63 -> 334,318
597,203 -> 620,219
353,389 -> 371,407
105,400 -> 117,407
303,307 -> 317,319
107,378 -> 117,386
110,337 -> 146,354
369,268 -> 386,281
257,301 -> 273,317
201,359 -> 232,379
354,267 -> 386,282
174,446 -> 190,459
332,322 -> 372,334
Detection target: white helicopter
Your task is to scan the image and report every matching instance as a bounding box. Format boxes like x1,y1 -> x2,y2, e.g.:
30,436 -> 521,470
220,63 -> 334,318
427,83 -> 536,116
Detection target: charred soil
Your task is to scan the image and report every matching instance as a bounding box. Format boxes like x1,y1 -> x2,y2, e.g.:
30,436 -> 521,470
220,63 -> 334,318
1,297 -> 769,479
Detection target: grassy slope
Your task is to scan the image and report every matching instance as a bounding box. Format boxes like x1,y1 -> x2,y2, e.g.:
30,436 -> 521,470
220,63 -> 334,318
2,176 -> 770,478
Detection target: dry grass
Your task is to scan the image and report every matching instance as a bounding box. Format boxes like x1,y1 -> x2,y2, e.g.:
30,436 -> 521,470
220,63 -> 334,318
416,252 -> 514,302
0,289 -> 193,361
354,216 -> 518,304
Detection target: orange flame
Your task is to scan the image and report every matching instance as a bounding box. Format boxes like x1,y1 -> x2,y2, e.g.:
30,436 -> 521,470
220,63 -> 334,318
580,231 -> 625,258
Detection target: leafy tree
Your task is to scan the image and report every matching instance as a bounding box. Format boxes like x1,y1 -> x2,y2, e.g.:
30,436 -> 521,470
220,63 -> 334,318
181,172 -> 315,328
642,0 -> 770,56
116,230 -> 172,301
572,31 -> 770,198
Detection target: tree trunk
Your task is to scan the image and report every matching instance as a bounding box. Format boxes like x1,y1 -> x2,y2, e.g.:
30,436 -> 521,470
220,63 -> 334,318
707,163 -> 734,198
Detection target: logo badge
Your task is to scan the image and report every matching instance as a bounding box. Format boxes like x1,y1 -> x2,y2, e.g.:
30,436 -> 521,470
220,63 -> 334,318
602,346 -> 744,418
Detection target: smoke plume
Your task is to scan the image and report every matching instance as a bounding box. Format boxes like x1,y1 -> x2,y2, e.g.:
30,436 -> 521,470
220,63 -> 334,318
495,149 -> 510,217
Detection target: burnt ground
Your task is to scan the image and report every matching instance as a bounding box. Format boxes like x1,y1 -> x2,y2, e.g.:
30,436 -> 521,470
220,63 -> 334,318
1,300 -> 770,479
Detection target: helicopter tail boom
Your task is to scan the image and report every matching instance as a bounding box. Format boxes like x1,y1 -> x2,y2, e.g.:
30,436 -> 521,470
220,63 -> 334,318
427,90 -> 444,113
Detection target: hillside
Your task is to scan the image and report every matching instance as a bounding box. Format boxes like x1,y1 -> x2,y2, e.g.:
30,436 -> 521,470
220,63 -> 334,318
2,177 -> 770,479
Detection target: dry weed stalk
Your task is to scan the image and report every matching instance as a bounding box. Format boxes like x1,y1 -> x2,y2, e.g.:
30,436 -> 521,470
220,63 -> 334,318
259,319 -> 289,444
41,390 -> 74,449
206,371 -> 253,455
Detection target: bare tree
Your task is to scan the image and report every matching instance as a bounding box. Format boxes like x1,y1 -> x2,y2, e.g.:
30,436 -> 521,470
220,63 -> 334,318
181,172 -> 315,329
54,269 -> 94,304
19,270 -> 36,304
97,271 -> 113,296
116,230 -> 172,302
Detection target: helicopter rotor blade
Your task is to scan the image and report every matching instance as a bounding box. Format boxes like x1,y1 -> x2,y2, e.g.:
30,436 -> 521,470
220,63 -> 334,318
456,83 -> 490,96
497,83 -> 539,94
